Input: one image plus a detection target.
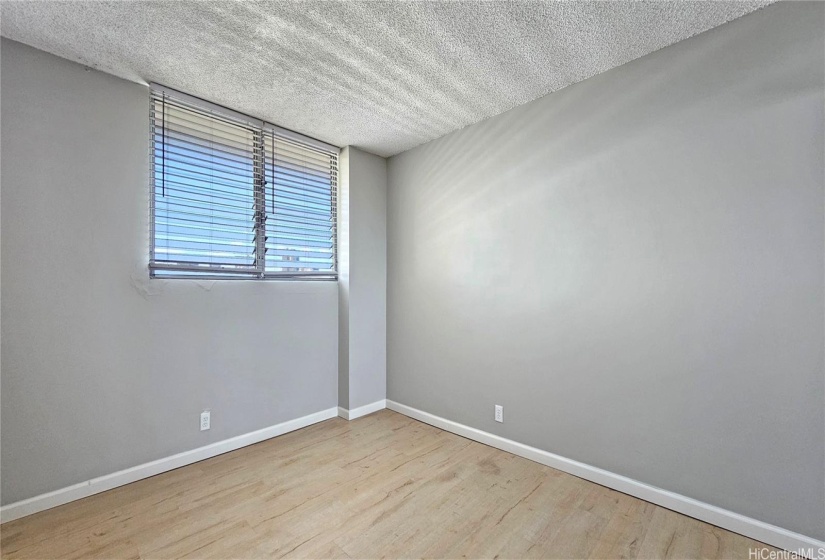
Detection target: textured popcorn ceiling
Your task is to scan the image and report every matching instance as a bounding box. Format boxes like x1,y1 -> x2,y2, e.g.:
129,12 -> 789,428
1,1 -> 773,157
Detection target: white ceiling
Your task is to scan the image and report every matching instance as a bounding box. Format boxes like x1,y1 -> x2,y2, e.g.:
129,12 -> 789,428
1,1 -> 773,157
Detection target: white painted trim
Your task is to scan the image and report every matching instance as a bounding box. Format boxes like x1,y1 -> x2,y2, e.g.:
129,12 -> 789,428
338,399 -> 386,421
0,407 -> 339,524
386,400 -> 825,558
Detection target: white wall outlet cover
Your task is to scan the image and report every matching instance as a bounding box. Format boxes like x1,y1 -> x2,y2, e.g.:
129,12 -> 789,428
495,405 -> 503,423
200,410 -> 211,431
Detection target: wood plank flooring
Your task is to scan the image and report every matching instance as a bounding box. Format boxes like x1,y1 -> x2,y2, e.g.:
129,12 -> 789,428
1,410 -> 773,559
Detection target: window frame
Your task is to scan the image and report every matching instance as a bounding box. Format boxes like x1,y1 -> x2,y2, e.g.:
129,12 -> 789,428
149,84 -> 339,281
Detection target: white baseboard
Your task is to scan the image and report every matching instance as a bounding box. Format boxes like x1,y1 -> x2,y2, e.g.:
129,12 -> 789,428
0,407 -> 339,524
386,400 -> 824,557
338,399 -> 386,421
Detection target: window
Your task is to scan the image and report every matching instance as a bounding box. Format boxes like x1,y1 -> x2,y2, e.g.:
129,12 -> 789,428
149,85 -> 338,279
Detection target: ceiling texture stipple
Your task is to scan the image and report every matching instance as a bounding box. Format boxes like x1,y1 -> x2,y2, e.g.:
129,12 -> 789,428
1,1 -> 774,157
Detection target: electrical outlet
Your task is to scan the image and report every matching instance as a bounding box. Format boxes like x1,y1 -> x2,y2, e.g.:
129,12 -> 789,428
495,405 -> 503,423
200,410 -> 211,431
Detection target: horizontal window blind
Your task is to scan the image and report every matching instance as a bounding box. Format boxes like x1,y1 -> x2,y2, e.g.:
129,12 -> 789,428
150,86 -> 338,279
264,132 -> 337,274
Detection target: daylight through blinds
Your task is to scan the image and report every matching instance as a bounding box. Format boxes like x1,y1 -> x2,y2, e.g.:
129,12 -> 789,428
150,87 -> 338,279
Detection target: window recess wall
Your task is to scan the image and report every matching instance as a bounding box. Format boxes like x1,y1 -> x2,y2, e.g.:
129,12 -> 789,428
338,147 -> 388,414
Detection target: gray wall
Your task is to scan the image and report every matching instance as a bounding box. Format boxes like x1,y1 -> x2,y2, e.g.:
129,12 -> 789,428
387,1 -> 824,540
338,148 -> 352,408
0,39 -> 338,505
338,147 -> 387,410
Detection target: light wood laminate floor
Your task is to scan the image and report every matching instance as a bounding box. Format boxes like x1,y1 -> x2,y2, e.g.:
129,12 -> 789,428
1,410 -> 773,559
